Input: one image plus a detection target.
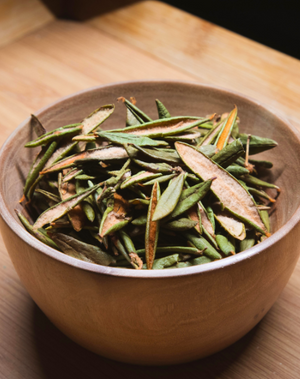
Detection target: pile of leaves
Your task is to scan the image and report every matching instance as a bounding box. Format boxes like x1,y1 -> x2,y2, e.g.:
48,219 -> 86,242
16,97 -> 279,269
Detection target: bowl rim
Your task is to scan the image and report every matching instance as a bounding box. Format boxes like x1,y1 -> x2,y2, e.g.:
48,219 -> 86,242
1,79 -> 300,279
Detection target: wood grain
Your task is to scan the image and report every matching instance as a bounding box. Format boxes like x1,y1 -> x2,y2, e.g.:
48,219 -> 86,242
0,20 -> 190,138
88,1 -> 300,129
0,0 -> 299,377
0,0 -> 54,48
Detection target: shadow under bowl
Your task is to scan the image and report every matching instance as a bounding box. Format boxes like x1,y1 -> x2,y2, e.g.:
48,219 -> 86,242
0,80 -> 300,365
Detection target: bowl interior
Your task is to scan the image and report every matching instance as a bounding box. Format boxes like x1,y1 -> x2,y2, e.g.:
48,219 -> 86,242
1,81 -> 300,265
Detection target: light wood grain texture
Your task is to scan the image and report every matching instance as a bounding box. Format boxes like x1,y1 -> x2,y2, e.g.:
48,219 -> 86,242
0,0 -> 54,47
88,1 -> 300,129
0,20 -> 190,136
0,0 -> 299,377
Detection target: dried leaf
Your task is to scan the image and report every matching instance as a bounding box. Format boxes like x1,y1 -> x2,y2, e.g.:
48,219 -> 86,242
33,184 -> 100,230
50,232 -> 115,266
155,99 -> 171,119
120,171 -> 162,189
145,181 -> 160,269
99,193 -> 131,237
214,207 -> 246,240
25,125 -> 82,148
175,142 -> 267,234
81,104 -> 115,135
41,146 -> 128,174
152,173 -> 185,221
97,132 -> 168,146
108,115 -> 214,138
215,105 -> 237,150
58,178 -> 86,232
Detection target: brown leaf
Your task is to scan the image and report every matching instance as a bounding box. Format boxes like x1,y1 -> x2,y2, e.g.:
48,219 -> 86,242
145,182 -> 160,269
100,193 -> 130,237
59,180 -> 86,232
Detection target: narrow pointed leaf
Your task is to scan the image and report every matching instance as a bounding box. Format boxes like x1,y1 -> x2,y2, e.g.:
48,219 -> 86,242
35,189 -> 60,203
132,214 -> 147,225
119,231 -> 142,268
24,141 -> 57,196
200,205 -> 214,236
50,232 -> 115,266
111,234 -> 134,266
152,254 -> 179,269
135,246 -> 202,256
260,209 -> 270,232
214,208 -> 246,240
168,180 -> 213,220
226,164 -> 250,177
97,132 -> 168,146
107,115 -> 214,138
121,171 -> 162,189
15,209 -> 59,250
152,173 -> 185,221
134,145 -> 181,164
184,232 -> 222,260
133,159 -> 174,174
143,173 -> 176,186
215,235 -> 235,256
128,198 -> 150,206
215,106 -> 238,150
33,184 -> 100,230
81,104 -> 115,135
247,187 -> 276,203
188,256 -> 213,266
99,193 -> 131,237
145,182 -> 160,269
240,174 -> 280,190
30,114 -> 46,137
240,229 -> 256,251
119,97 -> 152,123
25,125 -> 82,148
197,120 -> 223,147
248,158 -> 273,169
41,146 -> 128,174
44,141 -> 78,169
155,99 -> 171,119
212,139 -> 245,168
165,131 -> 201,142
59,178 -> 86,232
175,142 -> 267,234
163,218 -> 197,231
187,205 -> 202,234
126,107 -> 140,126
238,134 -> 278,155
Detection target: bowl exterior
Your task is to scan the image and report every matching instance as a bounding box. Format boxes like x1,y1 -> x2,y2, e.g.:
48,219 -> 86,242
1,81 -> 300,365
1,215 -> 300,365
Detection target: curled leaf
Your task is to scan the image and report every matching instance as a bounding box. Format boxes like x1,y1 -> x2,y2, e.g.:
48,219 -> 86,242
145,181 -> 160,269
108,115 -> 214,138
99,193 -> 131,237
215,105 -> 238,150
81,104 -> 115,135
175,142 -> 267,234
33,183 -> 100,230
41,146 -> 128,174
49,232 -> 115,266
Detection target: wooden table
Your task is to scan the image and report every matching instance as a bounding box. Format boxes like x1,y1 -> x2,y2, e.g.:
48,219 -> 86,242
1,1 -> 300,377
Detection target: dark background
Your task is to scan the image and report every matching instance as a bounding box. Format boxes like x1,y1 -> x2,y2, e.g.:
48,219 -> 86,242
163,0 -> 300,59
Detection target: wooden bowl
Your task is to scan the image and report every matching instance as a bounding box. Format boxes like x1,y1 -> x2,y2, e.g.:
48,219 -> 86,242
0,81 -> 300,366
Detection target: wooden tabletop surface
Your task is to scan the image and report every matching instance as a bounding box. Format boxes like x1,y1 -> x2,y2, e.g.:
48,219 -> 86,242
0,1 -> 300,377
